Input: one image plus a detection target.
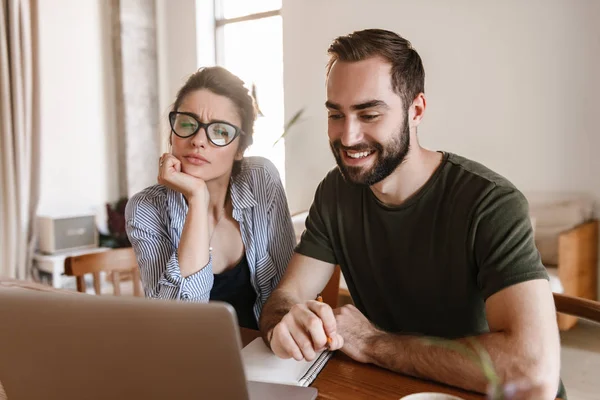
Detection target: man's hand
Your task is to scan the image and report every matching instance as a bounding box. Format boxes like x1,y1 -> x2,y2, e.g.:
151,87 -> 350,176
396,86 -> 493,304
270,300 -> 344,362
158,153 -> 209,204
334,304 -> 381,364
258,255 -> 338,360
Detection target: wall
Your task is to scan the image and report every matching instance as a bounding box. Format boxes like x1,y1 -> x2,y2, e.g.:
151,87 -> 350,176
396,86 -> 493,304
155,0 -> 213,153
36,0 -> 213,231
36,0 -> 118,232
281,0 -> 600,215
115,0 -> 161,198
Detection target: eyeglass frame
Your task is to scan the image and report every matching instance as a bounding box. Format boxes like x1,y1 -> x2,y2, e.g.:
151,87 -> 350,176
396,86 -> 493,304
168,111 -> 244,147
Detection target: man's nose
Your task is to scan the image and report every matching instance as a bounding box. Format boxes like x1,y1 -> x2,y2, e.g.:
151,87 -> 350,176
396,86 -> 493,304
340,117 -> 363,147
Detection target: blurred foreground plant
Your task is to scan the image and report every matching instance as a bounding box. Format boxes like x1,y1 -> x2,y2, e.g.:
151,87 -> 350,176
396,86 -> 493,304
423,337 -> 543,400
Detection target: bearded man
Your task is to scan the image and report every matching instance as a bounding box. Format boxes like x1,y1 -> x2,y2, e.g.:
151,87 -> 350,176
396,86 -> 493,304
259,28 -> 564,400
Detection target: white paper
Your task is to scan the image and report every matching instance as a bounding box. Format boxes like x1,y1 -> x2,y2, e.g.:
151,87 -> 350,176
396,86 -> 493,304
241,337 -> 332,387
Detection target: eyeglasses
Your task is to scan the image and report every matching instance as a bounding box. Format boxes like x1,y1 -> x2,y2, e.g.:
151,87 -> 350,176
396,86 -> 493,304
168,111 -> 243,147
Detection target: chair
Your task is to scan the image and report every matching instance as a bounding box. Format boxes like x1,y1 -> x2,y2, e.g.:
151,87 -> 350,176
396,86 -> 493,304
527,192 -> 598,330
64,248 -> 143,296
553,292 -> 600,324
320,265 -> 341,308
553,220 -> 599,330
553,293 -> 600,399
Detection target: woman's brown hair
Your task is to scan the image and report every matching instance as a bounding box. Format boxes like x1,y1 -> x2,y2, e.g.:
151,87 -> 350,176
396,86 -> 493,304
172,66 -> 256,156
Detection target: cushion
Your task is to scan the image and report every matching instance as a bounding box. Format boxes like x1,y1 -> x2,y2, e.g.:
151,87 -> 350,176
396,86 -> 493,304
291,211 -> 309,244
545,266 -> 564,293
526,193 -> 595,265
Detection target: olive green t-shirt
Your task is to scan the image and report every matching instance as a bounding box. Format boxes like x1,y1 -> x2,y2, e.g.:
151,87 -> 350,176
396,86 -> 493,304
296,152 -> 549,338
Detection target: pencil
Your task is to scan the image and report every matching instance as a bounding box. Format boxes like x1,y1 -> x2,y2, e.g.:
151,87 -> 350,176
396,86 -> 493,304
316,294 -> 333,345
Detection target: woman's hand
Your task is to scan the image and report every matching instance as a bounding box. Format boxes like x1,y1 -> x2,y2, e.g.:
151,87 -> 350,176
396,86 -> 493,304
158,153 -> 209,205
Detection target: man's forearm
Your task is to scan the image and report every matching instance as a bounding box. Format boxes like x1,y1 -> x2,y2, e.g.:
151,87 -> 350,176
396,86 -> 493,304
366,330 -> 558,397
258,288 -> 299,347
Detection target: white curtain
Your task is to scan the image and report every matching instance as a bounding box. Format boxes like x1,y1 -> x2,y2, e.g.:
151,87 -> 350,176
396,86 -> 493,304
0,0 -> 40,279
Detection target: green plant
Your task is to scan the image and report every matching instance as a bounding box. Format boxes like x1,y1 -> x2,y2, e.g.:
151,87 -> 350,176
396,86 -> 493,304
99,197 -> 131,248
249,81 -> 305,147
273,108 -> 306,147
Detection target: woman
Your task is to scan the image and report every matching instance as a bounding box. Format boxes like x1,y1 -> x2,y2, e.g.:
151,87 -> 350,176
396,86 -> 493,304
125,66 -> 296,330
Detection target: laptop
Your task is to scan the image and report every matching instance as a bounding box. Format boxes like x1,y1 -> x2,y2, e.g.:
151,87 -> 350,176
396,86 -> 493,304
0,288 -> 317,400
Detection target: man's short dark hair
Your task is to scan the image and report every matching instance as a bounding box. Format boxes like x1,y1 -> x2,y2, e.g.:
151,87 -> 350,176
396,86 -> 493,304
327,29 -> 425,109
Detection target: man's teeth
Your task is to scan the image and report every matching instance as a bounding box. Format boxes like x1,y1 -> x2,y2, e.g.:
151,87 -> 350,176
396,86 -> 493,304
346,151 -> 372,159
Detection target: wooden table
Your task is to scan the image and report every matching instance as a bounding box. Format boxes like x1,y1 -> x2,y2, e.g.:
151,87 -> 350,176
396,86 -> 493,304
0,278 -> 503,399
0,278 -> 79,294
239,328 -> 483,400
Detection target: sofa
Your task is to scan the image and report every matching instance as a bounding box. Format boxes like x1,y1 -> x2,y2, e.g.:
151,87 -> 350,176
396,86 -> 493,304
527,193 -> 598,330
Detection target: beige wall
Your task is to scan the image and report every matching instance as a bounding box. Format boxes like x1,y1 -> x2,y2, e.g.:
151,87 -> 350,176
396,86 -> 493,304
155,0 -> 214,153
282,0 -> 600,214
36,0 -> 118,232
36,0 -> 212,231
36,0 -> 600,253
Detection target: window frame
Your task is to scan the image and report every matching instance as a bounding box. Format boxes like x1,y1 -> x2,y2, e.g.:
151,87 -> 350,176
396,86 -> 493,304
213,1 -> 282,65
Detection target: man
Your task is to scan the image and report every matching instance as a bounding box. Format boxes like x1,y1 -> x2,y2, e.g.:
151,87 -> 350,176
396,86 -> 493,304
260,29 -> 563,399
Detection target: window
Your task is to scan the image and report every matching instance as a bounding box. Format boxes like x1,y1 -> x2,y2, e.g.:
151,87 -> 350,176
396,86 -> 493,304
212,0 -> 285,183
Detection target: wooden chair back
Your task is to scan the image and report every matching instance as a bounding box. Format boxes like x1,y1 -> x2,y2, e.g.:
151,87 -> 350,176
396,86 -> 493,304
553,292 -> 600,324
64,248 -> 142,296
555,220 -> 598,330
321,265 -> 341,308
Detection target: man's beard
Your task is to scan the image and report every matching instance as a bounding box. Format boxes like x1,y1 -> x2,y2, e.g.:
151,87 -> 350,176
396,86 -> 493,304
330,116 -> 410,186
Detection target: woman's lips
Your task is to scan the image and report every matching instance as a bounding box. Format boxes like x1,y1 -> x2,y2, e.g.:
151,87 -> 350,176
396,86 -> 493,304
184,155 -> 209,165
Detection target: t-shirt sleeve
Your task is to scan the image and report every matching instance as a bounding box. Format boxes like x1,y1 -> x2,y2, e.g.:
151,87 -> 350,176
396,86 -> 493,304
294,178 -> 338,265
472,186 -> 549,300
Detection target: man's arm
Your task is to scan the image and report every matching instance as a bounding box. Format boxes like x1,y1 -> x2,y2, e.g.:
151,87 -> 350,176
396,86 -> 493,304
340,279 -> 560,398
259,253 -> 344,360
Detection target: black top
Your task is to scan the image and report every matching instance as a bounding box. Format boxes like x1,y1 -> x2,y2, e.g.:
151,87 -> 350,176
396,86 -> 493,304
210,254 -> 258,330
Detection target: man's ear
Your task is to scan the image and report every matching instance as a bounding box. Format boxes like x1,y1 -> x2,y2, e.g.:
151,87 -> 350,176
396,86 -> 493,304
409,93 -> 427,127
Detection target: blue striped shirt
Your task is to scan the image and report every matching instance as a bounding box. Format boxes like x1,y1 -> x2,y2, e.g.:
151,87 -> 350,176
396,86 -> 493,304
124,157 -> 296,321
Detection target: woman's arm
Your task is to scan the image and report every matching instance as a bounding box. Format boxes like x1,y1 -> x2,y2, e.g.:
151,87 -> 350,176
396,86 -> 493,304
125,193 -> 214,301
176,197 -> 211,278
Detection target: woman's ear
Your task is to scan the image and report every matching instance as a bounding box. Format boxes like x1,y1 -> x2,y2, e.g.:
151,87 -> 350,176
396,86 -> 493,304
234,142 -> 245,161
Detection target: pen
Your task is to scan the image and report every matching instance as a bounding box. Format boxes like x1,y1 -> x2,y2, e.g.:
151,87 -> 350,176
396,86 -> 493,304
316,294 -> 333,346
